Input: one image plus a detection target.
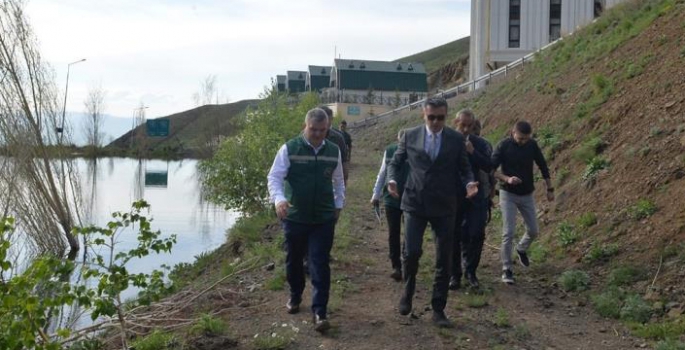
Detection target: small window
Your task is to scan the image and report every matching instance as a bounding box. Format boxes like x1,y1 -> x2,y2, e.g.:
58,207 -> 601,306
321,68 -> 327,75
348,62 -> 355,69
408,64 -> 414,71
509,0 -> 521,48
549,0 -> 562,42
298,73 -> 303,79
360,62 -> 366,69
396,63 -> 403,71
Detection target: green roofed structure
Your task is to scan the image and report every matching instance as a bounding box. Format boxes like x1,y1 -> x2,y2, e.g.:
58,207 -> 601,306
307,65 -> 332,92
286,71 -> 307,93
331,59 -> 427,93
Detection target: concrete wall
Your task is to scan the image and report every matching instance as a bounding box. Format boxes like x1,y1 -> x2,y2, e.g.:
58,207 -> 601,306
469,0 -> 627,81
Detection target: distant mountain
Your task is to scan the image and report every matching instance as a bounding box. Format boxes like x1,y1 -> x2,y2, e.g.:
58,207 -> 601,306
396,36 -> 470,92
107,99 -> 259,157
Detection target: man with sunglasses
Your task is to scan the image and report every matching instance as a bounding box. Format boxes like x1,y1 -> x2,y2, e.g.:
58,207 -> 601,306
387,98 -> 478,328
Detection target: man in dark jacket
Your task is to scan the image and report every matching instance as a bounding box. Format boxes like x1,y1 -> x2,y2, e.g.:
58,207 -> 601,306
387,98 -> 478,328
449,109 -> 492,290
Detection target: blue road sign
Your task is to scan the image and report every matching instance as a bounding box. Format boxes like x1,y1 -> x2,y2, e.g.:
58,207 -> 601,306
146,119 -> 170,137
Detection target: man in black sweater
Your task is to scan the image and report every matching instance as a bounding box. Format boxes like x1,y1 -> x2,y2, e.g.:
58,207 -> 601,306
491,121 -> 554,285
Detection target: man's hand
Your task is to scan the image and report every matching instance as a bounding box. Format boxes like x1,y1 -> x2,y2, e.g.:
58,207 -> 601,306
465,140 -> 474,154
387,182 -> 400,198
275,200 -> 291,219
466,182 -> 479,198
506,176 -> 522,185
546,190 -> 555,202
371,198 -> 380,206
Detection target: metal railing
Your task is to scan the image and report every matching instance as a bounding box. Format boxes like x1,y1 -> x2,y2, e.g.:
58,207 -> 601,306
348,38 -> 563,129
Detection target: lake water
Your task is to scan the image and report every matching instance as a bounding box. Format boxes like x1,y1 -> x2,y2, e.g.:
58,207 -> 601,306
78,157 -> 238,278
24,157 -> 240,330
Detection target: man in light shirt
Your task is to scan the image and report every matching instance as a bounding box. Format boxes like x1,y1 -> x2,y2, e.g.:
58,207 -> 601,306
267,108 -> 345,333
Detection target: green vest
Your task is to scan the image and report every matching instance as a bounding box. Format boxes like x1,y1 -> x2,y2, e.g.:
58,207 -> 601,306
383,144 -> 410,209
285,136 -> 340,224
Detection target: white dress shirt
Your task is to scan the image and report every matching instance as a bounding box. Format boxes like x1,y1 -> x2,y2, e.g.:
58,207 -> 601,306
267,137 -> 345,210
371,152 -> 388,201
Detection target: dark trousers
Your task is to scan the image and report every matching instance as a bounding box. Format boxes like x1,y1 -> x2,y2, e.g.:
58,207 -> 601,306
282,219 -> 335,318
385,205 -> 403,269
452,197 -> 488,278
403,212 -> 454,312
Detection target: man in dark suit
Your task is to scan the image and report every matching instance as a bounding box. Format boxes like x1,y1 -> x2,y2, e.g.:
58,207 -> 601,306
387,98 -> 478,328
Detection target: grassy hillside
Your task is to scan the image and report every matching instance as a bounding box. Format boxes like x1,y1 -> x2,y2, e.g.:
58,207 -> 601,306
108,99 -> 258,157
396,36 -> 470,73
354,0 -> 685,345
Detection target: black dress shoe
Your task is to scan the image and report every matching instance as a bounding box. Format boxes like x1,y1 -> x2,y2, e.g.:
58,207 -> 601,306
448,276 -> 461,290
313,314 -> 330,332
398,295 -> 412,315
465,273 -> 480,289
431,310 -> 453,328
286,300 -> 300,314
390,267 -> 402,281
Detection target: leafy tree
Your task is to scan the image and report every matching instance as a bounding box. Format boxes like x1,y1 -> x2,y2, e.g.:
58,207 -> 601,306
199,90 -> 320,215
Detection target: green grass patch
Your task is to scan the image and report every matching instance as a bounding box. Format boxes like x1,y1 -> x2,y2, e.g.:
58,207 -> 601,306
558,270 -> 590,292
629,199 -> 658,220
629,319 -> 685,340
577,212 -> 598,229
655,339 -> 685,350
607,266 -> 647,287
253,330 -> 295,350
574,136 -> 606,163
556,221 -> 579,247
265,267 -> 286,291
132,329 -> 180,350
494,308 -> 510,327
528,242 -> 549,264
462,293 -> 489,308
582,156 -> 610,182
189,313 -> 228,336
583,243 -> 619,264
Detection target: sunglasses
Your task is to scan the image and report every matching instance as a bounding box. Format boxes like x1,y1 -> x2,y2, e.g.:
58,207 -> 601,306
427,114 -> 446,121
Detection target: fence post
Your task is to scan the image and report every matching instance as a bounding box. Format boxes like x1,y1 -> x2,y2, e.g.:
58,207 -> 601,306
505,65 -> 508,76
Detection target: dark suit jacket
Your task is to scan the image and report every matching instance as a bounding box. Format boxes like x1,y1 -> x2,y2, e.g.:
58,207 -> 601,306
388,125 -> 474,217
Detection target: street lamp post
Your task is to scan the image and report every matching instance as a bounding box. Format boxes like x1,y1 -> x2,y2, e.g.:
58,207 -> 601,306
58,58 -> 86,144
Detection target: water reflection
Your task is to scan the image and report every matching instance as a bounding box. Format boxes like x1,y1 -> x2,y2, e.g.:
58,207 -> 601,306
67,157 -> 237,329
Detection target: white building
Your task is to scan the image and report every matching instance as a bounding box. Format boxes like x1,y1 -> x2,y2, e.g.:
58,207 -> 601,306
469,0 -> 626,81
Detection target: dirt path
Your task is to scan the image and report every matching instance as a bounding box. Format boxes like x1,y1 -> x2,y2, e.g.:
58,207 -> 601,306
217,148 -> 643,350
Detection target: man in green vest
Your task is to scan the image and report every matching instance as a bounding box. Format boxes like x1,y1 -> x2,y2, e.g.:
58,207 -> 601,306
267,108 -> 345,333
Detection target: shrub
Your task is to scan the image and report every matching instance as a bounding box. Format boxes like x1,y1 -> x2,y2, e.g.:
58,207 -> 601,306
592,288 -> 625,319
577,212 -> 598,228
583,243 -> 619,264
655,339 -> 685,350
494,308 -> 510,327
629,199 -> 657,220
557,221 -> 579,247
558,270 -> 590,292
582,156 -> 609,181
607,266 -> 646,286
189,314 -> 228,336
620,294 -> 652,323
132,330 -> 179,350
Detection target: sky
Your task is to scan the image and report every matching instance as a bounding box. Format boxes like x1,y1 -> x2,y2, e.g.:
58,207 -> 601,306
26,0 -> 471,120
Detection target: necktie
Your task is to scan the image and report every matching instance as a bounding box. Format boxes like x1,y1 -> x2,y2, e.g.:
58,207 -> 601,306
430,133 -> 438,161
